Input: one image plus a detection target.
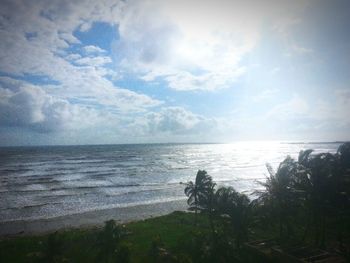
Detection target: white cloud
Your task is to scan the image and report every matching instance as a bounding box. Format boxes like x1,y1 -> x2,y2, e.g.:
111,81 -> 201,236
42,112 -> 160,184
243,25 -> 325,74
0,81 -> 219,143
115,0 -> 255,90
114,0 -> 311,91
266,95 -> 309,120
147,107 -> 202,133
83,45 -> 107,54
101,106 -> 219,142
0,80 -> 103,132
0,0 -> 313,96
59,32 -> 81,44
264,90 -> 350,128
74,56 -> 112,66
65,54 -> 82,61
0,0 -> 162,115
1,0 -> 339,144
0,77 -> 210,142
0,0 -> 312,93
252,89 -> 279,102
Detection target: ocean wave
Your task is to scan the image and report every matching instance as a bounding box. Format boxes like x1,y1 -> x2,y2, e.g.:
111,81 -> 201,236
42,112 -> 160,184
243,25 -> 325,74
0,142 -> 341,222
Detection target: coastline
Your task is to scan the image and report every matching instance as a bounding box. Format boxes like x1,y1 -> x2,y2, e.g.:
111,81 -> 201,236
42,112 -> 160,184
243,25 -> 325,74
0,199 -> 187,237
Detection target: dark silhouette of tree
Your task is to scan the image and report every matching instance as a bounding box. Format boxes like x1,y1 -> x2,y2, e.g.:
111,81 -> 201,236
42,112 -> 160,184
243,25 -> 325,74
296,150 -> 339,247
256,156 -> 299,240
293,149 -> 315,241
198,179 -> 216,235
334,142 -> 350,248
337,142 -> 350,203
215,186 -> 251,249
256,143 -> 350,247
184,170 -> 213,225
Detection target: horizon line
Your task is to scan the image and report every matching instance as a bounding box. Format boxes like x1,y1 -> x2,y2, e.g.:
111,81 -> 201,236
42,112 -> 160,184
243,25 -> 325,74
0,140 -> 348,148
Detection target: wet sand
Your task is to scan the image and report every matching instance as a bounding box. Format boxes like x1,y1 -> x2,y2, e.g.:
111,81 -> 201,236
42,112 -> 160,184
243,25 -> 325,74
0,199 -> 187,237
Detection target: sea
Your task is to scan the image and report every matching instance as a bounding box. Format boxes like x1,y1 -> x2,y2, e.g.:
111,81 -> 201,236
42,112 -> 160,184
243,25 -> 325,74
0,142 -> 342,223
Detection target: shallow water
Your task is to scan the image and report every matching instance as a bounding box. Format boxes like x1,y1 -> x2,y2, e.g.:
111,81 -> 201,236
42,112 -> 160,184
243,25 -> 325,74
0,142 -> 341,222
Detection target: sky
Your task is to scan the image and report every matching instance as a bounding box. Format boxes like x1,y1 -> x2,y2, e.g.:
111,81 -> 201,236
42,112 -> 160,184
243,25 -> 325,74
0,0 -> 350,146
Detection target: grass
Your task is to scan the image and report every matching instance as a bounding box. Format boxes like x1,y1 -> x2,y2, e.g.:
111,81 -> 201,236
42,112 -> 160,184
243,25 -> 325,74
127,212 -> 193,260
0,211 -> 210,263
1,211 -> 347,262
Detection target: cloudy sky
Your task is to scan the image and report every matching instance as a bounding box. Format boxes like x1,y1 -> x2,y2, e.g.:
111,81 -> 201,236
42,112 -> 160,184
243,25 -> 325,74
0,0 -> 349,145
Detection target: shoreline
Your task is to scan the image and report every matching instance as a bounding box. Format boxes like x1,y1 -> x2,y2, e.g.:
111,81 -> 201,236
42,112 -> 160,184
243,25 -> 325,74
0,199 -> 187,238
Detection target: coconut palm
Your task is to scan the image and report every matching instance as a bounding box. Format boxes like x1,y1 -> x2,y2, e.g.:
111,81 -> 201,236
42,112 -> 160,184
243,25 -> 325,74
337,142 -> 350,198
295,150 -> 338,247
215,186 -> 236,215
184,170 -> 214,225
292,149 -> 315,241
335,142 -> 350,247
256,156 -> 299,240
198,181 -> 216,234
215,186 -> 251,249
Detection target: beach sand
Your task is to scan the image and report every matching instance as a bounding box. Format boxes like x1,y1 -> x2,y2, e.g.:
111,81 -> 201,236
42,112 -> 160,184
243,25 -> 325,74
0,199 -> 187,237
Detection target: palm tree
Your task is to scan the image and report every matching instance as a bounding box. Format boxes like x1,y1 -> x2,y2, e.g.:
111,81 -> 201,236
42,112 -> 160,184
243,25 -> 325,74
293,149 -> 314,241
184,170 -> 213,225
256,156 -> 299,240
337,142 -> 350,199
215,186 -> 236,215
215,186 -> 251,249
199,181 -> 216,235
295,150 -> 338,247
335,142 -> 350,247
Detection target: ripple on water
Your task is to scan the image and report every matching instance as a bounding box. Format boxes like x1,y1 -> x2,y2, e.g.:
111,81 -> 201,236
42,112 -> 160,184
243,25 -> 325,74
0,142 -> 341,222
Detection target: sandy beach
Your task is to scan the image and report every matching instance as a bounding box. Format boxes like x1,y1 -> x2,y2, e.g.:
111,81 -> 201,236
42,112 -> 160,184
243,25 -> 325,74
0,199 -> 187,237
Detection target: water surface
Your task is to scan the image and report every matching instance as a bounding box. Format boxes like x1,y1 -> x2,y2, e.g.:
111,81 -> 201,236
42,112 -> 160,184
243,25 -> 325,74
0,142 -> 340,222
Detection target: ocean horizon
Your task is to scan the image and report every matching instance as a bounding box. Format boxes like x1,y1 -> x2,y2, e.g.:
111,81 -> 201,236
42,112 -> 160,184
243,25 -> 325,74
0,140 -> 347,148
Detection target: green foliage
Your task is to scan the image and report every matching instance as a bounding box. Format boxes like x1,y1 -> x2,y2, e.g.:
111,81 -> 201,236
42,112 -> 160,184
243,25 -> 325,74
184,170 -> 252,250
215,186 -> 251,249
254,142 -> 350,250
148,235 -> 178,263
95,220 -> 130,263
255,156 -> 299,240
43,231 -> 64,262
184,170 -> 215,225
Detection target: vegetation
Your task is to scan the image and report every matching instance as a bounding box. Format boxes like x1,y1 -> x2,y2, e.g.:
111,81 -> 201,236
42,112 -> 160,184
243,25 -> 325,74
183,170 -> 214,225
0,142 -> 349,262
95,220 -> 130,263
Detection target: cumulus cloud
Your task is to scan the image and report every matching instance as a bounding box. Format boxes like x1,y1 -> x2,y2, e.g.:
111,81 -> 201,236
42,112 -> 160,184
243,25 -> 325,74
0,76 -> 216,142
74,56 -> 112,67
264,91 -> 350,131
83,45 -> 107,54
146,107 -> 207,134
0,0 -> 162,114
0,0 -> 311,95
0,79 -> 99,132
114,0 -> 310,91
